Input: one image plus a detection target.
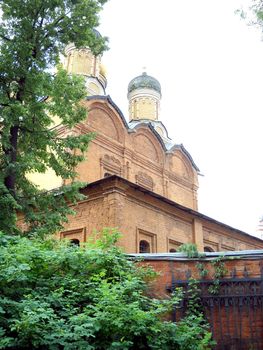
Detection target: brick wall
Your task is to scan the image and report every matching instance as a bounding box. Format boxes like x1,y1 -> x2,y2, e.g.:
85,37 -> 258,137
60,176 -> 263,253
68,98 -> 199,210
134,251 -> 263,349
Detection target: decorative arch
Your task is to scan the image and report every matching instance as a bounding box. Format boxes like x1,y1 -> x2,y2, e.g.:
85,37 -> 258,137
86,103 -> 126,144
155,126 -> 164,137
169,150 -> 194,181
101,154 -> 122,177
133,127 -> 164,164
135,171 -> 154,191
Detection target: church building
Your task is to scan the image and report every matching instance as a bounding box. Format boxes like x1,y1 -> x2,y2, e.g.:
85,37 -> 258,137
32,42 -> 263,253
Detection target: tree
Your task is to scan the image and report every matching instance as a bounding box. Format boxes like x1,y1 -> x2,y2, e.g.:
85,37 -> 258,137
0,0 -> 108,235
0,229 -> 214,349
237,0 -> 263,28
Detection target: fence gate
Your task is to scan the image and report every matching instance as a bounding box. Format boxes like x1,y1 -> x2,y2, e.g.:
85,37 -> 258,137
168,267 -> 263,350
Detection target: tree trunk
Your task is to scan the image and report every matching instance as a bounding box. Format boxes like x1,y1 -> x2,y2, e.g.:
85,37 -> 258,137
4,125 -> 19,197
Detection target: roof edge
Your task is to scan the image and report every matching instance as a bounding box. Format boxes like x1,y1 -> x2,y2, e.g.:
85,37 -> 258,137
85,96 -> 200,173
127,249 -> 263,261
85,95 -> 130,129
171,143 -> 200,172
132,122 -> 167,151
80,175 -> 263,245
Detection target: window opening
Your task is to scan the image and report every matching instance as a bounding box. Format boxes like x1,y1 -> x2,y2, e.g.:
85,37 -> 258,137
204,246 -> 214,252
104,172 -> 113,178
139,240 -> 150,253
70,239 -> 80,247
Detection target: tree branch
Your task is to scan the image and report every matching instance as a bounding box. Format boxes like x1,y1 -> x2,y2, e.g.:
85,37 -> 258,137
0,34 -> 12,42
3,125 -> 19,197
32,5 -> 45,30
43,9 -> 71,39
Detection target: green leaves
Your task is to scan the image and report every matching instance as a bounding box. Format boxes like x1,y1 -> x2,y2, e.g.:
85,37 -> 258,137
0,0 -> 108,235
0,230 -> 214,349
178,243 -> 204,258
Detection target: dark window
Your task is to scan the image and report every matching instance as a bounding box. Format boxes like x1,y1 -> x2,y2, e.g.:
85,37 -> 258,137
104,172 -> 112,178
169,248 -> 177,253
139,240 -> 150,253
204,246 -> 214,252
70,239 -> 80,247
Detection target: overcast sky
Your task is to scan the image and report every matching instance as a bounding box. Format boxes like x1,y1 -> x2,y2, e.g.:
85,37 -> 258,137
98,0 -> 263,237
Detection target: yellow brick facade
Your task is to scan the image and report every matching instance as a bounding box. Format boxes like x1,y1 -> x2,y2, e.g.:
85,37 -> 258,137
129,97 -> 157,121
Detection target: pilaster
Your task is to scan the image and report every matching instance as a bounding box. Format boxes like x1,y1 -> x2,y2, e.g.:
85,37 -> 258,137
192,218 -> 204,251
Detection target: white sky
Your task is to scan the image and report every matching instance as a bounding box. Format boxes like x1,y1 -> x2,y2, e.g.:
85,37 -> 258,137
99,0 -> 263,237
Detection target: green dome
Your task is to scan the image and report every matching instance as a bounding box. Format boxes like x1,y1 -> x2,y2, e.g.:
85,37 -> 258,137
128,72 -> 161,94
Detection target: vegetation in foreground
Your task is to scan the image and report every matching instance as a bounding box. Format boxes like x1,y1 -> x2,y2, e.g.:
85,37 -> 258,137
0,230 -> 214,350
0,0 -> 108,236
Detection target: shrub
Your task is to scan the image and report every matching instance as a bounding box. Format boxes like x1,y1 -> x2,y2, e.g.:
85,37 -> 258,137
0,230 -> 214,349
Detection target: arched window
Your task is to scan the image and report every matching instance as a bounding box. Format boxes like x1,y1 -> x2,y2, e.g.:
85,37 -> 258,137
104,172 -> 112,178
70,239 -> 80,247
139,240 -> 150,253
169,248 -> 177,253
204,246 -> 214,252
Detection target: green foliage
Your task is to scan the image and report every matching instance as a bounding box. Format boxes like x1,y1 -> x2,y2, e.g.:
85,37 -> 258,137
196,255 -> 229,295
0,0 -> 108,235
0,182 -> 21,234
208,256 -> 228,295
236,0 -> 263,34
178,243 -> 204,258
196,263 -> 209,278
178,244 -> 231,296
0,229 -> 214,349
185,278 -> 203,317
179,279 -> 216,349
174,314 -> 215,350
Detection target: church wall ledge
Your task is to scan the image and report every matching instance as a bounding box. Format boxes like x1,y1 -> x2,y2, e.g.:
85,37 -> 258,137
80,175 -> 263,247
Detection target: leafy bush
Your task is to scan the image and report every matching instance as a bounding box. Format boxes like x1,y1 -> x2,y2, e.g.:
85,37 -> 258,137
0,230 -> 214,349
178,243 -> 204,258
